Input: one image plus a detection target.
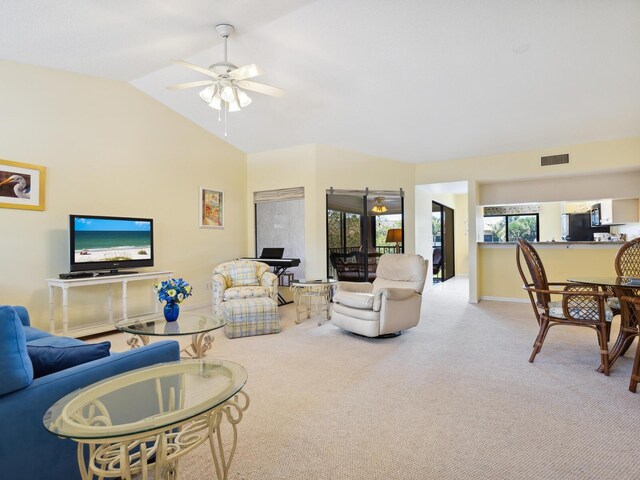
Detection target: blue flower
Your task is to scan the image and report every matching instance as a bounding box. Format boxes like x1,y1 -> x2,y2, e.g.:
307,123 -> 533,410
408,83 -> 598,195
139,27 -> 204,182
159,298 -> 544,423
154,277 -> 193,304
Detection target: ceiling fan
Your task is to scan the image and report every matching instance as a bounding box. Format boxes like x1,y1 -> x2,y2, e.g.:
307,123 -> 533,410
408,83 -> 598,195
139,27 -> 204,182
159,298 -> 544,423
167,24 -> 284,135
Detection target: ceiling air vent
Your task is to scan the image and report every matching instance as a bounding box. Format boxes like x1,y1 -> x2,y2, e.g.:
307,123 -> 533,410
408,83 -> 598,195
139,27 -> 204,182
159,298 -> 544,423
541,153 -> 569,166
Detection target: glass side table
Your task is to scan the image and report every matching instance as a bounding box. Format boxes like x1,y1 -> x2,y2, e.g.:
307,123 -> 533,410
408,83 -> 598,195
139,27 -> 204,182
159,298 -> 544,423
115,312 -> 226,359
44,359 -> 249,480
290,279 -> 336,325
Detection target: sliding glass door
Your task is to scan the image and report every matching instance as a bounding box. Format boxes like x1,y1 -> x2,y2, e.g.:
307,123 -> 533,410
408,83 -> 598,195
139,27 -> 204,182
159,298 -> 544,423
432,201 -> 455,283
326,189 -> 404,281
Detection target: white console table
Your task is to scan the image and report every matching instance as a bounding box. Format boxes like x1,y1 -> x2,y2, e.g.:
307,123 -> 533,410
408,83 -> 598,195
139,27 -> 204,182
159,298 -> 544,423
47,271 -> 173,337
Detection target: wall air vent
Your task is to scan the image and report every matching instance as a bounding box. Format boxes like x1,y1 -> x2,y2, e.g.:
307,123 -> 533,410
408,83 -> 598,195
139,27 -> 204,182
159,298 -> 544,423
541,153 -> 569,166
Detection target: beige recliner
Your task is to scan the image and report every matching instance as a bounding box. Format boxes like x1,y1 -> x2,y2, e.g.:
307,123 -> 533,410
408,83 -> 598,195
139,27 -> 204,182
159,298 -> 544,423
331,254 -> 428,337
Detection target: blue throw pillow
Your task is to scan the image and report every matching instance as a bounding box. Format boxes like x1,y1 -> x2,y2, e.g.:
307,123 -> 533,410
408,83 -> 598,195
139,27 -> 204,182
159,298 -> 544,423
27,336 -> 111,378
0,306 -> 34,395
23,326 -> 52,342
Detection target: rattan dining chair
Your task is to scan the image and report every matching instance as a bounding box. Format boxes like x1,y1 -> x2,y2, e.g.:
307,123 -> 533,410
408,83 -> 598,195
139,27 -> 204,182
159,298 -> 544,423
615,237 -> 640,277
516,238 -> 614,374
607,238 -> 640,316
623,296 -> 640,392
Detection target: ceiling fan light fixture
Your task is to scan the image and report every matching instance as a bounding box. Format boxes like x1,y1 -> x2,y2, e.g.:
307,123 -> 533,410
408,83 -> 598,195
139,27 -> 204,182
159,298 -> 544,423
208,94 -> 222,110
199,85 -> 215,103
237,89 -> 252,107
169,23 -> 284,136
371,197 -> 388,213
221,85 -> 235,103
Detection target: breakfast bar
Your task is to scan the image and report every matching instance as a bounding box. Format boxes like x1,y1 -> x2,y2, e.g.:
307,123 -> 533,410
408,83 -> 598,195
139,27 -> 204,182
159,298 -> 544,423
478,241 -> 624,302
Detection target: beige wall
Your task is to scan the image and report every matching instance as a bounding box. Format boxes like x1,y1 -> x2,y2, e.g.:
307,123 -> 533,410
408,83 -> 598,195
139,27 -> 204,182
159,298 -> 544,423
454,194 -> 469,274
538,203 -> 563,242
246,144 -> 317,275
480,170 -> 640,205
416,138 -> 640,184
479,244 -> 619,301
247,144 -> 415,279
416,137 -> 640,301
0,60 -> 247,330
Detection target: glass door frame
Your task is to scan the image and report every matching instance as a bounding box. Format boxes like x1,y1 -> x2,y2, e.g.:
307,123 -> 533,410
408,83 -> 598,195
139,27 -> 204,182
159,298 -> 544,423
326,188 -> 405,281
432,200 -> 455,282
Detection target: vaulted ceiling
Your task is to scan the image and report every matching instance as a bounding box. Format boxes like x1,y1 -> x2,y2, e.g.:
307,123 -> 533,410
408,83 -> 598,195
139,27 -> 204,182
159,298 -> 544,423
2,0 -> 640,163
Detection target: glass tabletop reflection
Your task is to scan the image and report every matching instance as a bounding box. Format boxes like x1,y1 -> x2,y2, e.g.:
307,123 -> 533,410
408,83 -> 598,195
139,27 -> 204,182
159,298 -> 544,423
290,279 -> 336,286
115,312 -> 226,337
43,359 -> 247,440
568,277 -> 640,288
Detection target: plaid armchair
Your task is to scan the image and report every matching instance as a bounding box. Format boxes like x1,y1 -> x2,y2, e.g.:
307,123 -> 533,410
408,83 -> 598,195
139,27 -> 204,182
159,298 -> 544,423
212,260 -> 278,315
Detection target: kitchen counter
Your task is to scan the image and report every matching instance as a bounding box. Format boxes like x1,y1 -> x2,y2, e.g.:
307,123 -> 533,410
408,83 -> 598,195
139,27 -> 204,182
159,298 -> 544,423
479,240 -> 621,300
478,241 -> 624,248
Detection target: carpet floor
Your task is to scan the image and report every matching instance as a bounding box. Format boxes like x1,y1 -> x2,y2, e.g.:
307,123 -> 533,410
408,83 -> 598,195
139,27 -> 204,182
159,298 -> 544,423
101,280 -> 640,479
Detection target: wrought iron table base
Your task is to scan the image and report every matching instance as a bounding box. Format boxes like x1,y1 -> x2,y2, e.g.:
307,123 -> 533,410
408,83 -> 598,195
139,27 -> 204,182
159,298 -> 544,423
127,333 -> 214,359
75,391 -> 249,480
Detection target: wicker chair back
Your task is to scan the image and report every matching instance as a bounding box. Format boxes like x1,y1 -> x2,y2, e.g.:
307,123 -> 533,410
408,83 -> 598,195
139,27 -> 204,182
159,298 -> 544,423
615,237 -> 640,277
516,238 -> 550,309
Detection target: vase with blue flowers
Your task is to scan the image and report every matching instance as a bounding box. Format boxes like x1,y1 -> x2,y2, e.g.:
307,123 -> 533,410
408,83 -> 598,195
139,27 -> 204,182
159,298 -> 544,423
153,278 -> 193,322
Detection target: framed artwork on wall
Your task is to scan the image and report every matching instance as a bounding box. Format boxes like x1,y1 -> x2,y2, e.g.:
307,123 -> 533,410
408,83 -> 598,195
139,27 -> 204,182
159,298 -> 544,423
199,187 -> 224,228
0,159 -> 46,211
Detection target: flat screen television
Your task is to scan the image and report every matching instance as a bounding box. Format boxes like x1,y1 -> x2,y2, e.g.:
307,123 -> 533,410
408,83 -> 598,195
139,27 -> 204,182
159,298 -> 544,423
69,214 -> 154,273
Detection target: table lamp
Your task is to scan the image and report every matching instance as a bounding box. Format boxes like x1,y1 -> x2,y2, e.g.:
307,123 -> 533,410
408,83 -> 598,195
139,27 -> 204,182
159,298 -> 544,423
385,228 -> 403,253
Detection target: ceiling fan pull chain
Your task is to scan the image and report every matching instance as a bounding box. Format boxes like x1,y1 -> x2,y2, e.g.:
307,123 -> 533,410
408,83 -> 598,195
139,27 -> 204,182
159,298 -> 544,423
224,104 -> 228,137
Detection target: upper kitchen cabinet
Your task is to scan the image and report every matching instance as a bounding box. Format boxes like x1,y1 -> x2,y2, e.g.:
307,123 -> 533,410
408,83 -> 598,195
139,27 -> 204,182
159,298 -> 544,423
598,199 -> 639,225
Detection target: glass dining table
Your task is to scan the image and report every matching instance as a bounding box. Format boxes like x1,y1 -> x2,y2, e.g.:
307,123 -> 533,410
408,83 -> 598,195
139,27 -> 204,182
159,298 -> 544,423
568,276 -> 640,372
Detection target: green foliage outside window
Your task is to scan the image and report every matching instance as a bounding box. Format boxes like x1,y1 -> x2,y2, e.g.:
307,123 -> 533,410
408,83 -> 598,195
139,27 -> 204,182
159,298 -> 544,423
507,215 -> 537,242
483,214 -> 537,242
328,210 -> 402,250
376,214 -> 402,246
327,210 -> 342,249
327,210 -> 363,249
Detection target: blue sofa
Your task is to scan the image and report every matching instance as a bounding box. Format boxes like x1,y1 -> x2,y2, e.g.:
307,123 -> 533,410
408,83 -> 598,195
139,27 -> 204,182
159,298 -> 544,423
0,306 -> 180,480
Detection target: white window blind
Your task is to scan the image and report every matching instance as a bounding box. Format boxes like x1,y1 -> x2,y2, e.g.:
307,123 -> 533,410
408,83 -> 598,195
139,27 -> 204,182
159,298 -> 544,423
254,187 -> 305,204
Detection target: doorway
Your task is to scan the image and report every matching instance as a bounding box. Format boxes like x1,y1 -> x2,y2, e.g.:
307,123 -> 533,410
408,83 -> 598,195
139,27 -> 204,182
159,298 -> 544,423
432,201 -> 455,283
326,189 -> 404,281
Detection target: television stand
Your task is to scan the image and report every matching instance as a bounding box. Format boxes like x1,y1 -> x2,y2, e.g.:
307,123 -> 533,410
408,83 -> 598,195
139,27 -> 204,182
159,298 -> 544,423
99,270 -> 139,276
47,271 -> 172,337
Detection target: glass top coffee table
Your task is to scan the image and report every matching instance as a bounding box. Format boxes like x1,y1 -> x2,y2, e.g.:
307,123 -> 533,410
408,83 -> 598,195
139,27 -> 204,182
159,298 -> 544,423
290,279 -> 336,325
115,312 -> 226,359
44,359 -> 249,480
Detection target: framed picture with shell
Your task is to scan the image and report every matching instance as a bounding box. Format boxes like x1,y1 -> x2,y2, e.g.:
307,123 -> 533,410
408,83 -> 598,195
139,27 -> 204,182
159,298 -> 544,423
0,159 -> 46,211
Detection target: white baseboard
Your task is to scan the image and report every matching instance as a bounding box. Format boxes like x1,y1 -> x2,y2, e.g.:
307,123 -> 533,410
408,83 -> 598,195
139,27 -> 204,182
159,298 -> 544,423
479,296 -> 529,303
181,301 -> 211,311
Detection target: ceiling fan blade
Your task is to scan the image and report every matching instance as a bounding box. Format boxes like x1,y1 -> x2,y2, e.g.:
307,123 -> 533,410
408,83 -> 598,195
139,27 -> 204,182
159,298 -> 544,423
237,80 -> 285,98
171,59 -> 219,79
229,63 -> 265,81
166,80 -> 215,91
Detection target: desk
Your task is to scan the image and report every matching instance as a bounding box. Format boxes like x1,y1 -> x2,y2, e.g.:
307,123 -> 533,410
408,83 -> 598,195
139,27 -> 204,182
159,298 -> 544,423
115,312 -> 226,358
47,271 -> 173,337
569,276 -> 640,371
290,279 -> 336,325
43,359 -> 249,480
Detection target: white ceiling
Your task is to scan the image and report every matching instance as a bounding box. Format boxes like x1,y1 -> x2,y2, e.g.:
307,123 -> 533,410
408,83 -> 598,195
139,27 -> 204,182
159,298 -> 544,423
2,0 -> 640,164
